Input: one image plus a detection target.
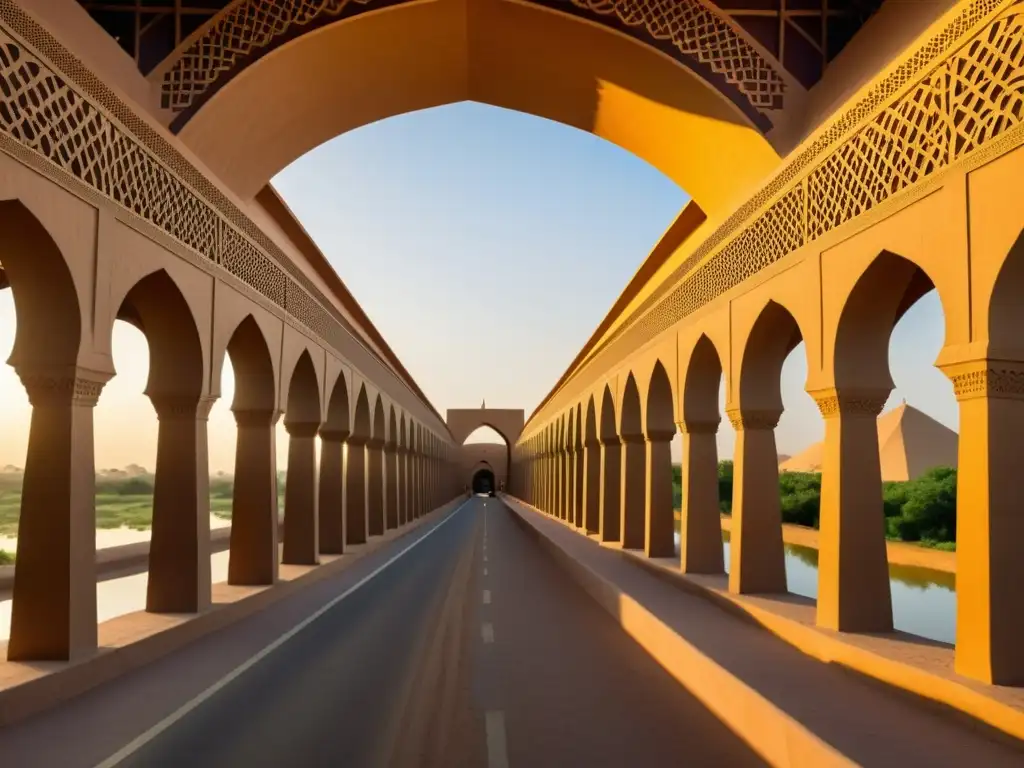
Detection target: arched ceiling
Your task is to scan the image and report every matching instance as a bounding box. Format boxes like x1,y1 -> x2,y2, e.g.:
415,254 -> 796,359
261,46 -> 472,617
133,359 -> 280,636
78,0 -> 884,126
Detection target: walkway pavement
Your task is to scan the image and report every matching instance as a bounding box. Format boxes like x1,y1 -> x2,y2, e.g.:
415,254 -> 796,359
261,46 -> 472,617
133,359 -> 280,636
0,497 -> 761,767
505,498 -> 1024,766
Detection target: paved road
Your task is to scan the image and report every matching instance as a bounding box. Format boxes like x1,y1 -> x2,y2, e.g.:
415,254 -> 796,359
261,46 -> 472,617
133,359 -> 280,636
0,497 -> 763,767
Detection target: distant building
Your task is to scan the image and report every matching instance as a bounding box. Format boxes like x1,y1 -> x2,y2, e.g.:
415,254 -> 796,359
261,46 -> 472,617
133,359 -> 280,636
779,402 -> 957,482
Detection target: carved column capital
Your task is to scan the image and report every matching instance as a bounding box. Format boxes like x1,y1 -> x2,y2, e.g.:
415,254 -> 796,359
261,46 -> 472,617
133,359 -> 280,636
233,408 -> 279,428
599,435 -> 620,447
677,418 -> 720,435
810,388 -> 888,419
620,434 -> 645,445
318,427 -> 350,443
346,434 -> 368,447
148,394 -> 216,421
725,408 -> 781,431
284,420 -> 321,438
645,429 -> 676,443
946,361 -> 1024,402
18,369 -> 109,408
367,436 -> 385,449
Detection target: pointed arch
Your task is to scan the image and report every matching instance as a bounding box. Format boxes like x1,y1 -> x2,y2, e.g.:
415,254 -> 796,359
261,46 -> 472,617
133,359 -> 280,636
739,300 -> 804,415
323,372 -> 350,437
117,268 -> 205,400
284,350 -> 320,425
683,334 -> 724,428
224,315 -> 275,412
0,200 -> 82,371
646,360 -> 676,438
834,250 -> 940,392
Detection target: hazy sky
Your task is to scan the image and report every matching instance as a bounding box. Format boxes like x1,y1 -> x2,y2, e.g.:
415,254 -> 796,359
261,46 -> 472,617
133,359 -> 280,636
0,102 -> 956,472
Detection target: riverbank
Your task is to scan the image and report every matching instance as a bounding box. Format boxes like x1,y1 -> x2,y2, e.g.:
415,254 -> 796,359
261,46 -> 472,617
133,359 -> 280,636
717,515 -> 956,574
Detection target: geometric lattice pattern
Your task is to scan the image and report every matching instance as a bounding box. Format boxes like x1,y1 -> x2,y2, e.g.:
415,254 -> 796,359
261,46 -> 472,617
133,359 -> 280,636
155,0 -> 786,122
556,0 -> 787,113
159,0 -> 377,113
0,24 -> 345,363
573,0 -> 1024,396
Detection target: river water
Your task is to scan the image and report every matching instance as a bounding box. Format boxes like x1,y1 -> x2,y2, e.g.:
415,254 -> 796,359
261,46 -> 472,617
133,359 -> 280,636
674,531 -> 956,644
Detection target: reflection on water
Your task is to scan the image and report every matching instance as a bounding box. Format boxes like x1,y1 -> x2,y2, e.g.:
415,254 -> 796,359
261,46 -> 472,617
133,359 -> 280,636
675,530 -> 956,644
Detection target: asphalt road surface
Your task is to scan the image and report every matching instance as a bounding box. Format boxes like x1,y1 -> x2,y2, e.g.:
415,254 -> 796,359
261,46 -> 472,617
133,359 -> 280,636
0,497 -> 764,767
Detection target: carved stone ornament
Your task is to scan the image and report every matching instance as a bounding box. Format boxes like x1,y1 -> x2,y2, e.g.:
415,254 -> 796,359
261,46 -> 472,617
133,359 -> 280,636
678,418 -> 721,435
232,408 -> 278,427
811,390 -> 888,419
19,373 -> 106,407
950,365 -> 1024,401
725,409 -> 781,431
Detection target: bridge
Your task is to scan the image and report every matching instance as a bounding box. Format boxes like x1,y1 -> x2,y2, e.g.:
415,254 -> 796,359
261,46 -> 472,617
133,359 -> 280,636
0,0 -> 1023,763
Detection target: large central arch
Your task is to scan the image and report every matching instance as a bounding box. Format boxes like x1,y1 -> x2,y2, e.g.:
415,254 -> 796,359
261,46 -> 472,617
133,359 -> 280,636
167,0 -> 785,215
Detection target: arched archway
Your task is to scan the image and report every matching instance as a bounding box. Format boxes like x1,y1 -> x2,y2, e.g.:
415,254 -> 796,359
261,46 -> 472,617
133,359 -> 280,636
820,250 -> 944,634
281,350 -> 321,566
619,372 -> 644,549
461,425 -> 510,494
222,314 -> 279,586
164,0 -> 789,214
471,462 -> 497,494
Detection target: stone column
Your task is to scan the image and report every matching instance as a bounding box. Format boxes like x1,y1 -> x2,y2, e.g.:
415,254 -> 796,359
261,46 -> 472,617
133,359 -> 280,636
410,452 -> 421,518
318,428 -> 347,554
282,420 -> 319,565
227,408 -> 280,586
563,449 -> 573,521
726,409 -> 786,593
582,439 -> 600,533
620,435 -> 646,548
812,388 -> 892,632
385,443 -> 399,530
8,370 -> 107,661
944,361 -> 1024,684
678,419 -> 724,575
396,446 -> 408,525
367,438 -> 385,536
146,394 -> 215,614
346,437 -> 367,544
599,437 -> 621,542
644,430 -> 675,558
574,446 -> 585,528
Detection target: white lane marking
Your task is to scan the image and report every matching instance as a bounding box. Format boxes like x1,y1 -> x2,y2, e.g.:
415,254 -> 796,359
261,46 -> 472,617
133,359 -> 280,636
483,567 -> 488,576
483,590 -> 491,604
484,554 -> 488,562
481,623 -> 495,644
94,500 -> 472,768
485,711 -> 510,768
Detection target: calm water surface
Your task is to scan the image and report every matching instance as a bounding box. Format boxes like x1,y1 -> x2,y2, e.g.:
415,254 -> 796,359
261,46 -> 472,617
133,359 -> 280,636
674,530 -> 956,644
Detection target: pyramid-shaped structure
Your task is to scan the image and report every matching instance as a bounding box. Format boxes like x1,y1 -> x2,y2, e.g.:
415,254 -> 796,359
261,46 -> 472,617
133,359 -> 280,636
779,402 -> 958,482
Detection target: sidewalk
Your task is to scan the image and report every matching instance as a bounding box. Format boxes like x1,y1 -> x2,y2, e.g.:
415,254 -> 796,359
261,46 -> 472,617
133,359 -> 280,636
503,497 -> 1024,767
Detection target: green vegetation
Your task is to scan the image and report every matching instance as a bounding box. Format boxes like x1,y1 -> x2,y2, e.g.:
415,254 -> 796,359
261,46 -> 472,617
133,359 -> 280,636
0,549 -> 13,565
672,461 -> 957,550
0,469 -> 289,536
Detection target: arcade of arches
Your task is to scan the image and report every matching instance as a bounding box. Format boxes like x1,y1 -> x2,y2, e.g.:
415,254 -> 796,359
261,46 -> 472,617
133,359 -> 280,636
0,0 -> 1021,740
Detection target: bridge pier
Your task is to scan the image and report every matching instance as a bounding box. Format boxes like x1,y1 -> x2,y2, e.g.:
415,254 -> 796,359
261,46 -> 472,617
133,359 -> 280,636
346,438 -> 368,545
812,389 -> 893,633
644,433 -> 675,558
282,421 -> 320,566
946,358 -> 1024,685
146,395 -> 214,614
598,437 -> 621,542
7,370 -> 107,661
318,429 -> 347,554
227,409 -> 281,586
619,435 -> 646,549
678,419 -> 725,575
727,409 -> 787,595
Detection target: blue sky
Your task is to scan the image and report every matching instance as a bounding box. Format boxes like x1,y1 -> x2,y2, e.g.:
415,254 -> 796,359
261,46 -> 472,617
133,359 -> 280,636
0,101 -> 957,471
